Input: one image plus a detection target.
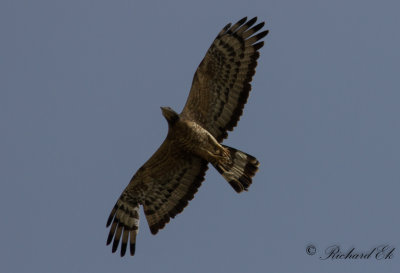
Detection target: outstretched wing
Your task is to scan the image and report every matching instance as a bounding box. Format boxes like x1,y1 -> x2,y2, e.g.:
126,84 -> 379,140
106,137 -> 208,256
181,17 -> 268,142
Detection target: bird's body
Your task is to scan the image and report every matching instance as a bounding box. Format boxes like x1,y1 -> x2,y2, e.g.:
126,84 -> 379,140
166,117 -> 227,164
106,16 -> 268,257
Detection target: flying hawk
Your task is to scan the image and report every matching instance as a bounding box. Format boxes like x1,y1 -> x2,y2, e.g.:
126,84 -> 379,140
106,17 -> 268,257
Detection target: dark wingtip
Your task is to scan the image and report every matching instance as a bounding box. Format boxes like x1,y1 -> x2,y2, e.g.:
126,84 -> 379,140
221,23 -> 232,34
112,232 -> 120,253
250,22 -> 265,33
106,207 -> 117,227
106,230 -> 114,246
253,41 -> 264,51
246,17 -> 258,28
130,243 -> 136,256
121,242 -> 127,257
236,16 -> 248,26
256,30 -> 269,41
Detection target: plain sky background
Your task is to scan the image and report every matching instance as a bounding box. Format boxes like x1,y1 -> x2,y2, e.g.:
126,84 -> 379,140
1,0 -> 399,272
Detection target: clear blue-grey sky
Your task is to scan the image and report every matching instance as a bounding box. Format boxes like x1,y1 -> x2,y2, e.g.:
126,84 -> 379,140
1,0 -> 399,272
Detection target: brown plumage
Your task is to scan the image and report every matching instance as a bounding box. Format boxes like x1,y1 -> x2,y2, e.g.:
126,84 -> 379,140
106,17 -> 268,257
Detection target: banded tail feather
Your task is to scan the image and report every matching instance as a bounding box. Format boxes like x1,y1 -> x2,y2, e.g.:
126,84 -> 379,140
212,145 -> 259,193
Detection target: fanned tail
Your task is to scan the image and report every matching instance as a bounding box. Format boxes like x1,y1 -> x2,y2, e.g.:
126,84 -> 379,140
212,145 -> 259,193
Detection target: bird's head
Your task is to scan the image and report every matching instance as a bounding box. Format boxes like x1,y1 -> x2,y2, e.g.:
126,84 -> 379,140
161,106 -> 179,125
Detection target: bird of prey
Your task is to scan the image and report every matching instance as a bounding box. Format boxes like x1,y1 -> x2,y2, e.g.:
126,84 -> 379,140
106,16 -> 268,257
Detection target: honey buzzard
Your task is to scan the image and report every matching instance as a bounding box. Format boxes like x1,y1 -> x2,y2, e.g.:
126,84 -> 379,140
106,17 -> 268,256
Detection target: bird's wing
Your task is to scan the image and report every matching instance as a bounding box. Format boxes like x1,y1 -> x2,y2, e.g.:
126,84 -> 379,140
106,137 -> 208,256
181,17 -> 268,142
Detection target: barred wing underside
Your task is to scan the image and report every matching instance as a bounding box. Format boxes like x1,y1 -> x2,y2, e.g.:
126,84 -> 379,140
106,138 -> 208,256
181,17 -> 268,142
